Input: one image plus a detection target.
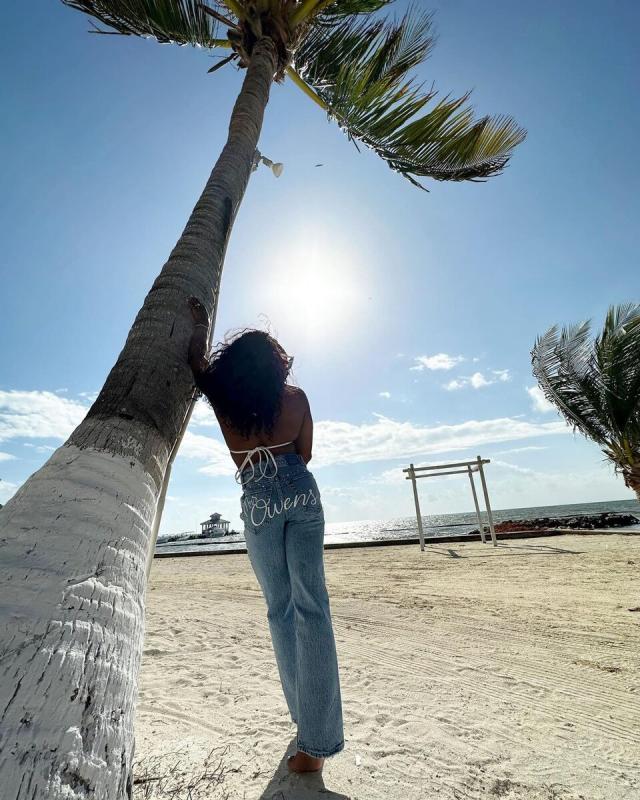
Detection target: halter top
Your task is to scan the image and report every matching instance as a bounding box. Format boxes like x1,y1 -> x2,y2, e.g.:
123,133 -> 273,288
229,441 -> 294,484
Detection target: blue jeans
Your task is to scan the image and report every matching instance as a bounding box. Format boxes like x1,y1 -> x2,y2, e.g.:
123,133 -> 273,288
240,454 -> 344,759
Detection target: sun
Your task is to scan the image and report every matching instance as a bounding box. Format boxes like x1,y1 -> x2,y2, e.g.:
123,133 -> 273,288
263,236 -> 362,342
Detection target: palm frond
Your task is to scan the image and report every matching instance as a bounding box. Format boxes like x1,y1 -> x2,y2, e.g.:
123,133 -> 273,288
318,0 -> 393,19
595,304 -> 640,442
293,8 -> 525,186
532,322 -> 612,445
293,0 -> 392,27
531,305 -> 640,471
61,0 -> 230,47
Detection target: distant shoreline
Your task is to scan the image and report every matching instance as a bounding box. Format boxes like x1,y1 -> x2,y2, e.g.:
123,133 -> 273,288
156,499 -> 640,557
155,524 -> 640,559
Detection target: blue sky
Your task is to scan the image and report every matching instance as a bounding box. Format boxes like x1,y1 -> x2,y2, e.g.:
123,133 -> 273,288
1,1 -> 639,533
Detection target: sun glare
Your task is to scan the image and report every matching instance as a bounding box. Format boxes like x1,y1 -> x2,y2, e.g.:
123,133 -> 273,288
264,238 -> 362,342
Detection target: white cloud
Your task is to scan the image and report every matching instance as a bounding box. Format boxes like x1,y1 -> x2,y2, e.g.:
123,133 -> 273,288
411,353 -> 465,371
470,371 -> 491,389
0,388 -> 569,497
378,391 -> 391,399
491,459 -> 536,475
23,443 -> 56,453
0,391 -> 88,443
0,452 -> 15,462
527,385 -> 556,414
0,480 -> 19,504
493,445 -> 548,455
0,387 -> 223,451
362,467 -> 406,486
320,485 -> 354,499
178,431 -> 235,477
476,462 -> 632,509
312,414 -> 568,468
199,462 -> 236,478
444,370 -> 510,391
173,413 -> 568,473
189,398 -> 219,428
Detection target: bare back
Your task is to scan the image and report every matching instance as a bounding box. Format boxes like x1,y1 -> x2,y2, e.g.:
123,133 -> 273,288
216,386 -> 314,468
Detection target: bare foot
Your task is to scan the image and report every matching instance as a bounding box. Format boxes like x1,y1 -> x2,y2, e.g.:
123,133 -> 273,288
287,751 -> 324,773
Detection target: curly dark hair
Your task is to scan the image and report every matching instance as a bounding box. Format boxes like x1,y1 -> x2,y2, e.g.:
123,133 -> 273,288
196,329 -> 293,438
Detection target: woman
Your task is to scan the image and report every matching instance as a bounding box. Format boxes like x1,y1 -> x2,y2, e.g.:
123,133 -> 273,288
187,297 -> 344,773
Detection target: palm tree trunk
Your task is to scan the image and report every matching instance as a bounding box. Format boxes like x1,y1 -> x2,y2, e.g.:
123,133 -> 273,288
0,36 -> 277,800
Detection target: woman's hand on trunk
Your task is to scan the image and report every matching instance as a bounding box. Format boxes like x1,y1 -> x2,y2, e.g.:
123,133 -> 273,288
188,296 -> 209,328
187,297 -> 210,384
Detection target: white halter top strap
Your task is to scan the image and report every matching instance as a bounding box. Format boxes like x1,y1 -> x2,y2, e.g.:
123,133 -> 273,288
230,441 -> 294,484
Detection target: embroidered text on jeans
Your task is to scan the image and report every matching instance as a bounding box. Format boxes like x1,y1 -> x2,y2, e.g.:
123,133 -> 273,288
245,489 -> 318,527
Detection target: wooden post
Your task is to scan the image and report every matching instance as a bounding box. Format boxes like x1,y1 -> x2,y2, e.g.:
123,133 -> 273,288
477,456 -> 497,547
409,463 -> 425,552
467,466 -> 486,544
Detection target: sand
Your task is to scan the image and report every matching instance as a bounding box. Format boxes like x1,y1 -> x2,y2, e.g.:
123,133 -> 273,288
136,533 -> 640,799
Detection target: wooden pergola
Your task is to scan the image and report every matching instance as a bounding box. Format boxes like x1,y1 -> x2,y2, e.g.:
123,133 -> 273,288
403,456 -> 497,551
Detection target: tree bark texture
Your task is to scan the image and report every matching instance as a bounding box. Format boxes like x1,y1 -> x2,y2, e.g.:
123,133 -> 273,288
0,37 -> 277,800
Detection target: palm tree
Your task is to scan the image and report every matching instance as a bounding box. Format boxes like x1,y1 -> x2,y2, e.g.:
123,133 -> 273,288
0,2 -> 524,797
532,304 -> 640,500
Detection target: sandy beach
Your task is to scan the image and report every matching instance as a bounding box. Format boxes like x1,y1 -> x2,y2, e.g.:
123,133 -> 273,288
136,533 -> 640,799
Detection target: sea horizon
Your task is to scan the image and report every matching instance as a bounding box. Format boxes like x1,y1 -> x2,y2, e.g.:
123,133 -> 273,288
155,497 -> 640,556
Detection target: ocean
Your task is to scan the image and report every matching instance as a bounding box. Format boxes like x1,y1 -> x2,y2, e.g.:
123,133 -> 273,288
155,497 -> 640,556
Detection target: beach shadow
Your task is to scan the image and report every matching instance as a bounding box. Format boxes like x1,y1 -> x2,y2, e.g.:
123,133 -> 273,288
258,736 -> 350,800
421,547 -> 464,558
494,542 -> 583,555
426,542 -> 583,558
